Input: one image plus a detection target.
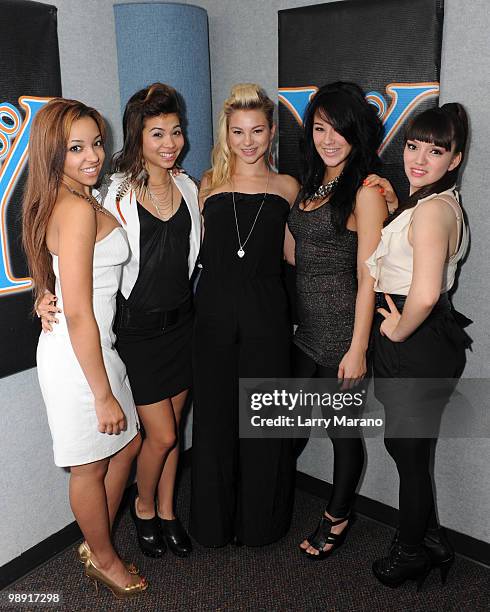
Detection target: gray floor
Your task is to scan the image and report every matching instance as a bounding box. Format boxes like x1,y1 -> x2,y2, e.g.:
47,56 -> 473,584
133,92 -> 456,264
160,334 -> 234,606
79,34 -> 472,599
6,470 -> 490,612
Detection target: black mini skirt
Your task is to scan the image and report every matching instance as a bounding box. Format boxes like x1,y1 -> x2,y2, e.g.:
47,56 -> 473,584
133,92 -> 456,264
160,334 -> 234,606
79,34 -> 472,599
115,308 -> 193,406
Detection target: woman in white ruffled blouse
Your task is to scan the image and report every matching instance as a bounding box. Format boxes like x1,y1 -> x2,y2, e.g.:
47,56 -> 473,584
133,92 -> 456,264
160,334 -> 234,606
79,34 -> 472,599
364,103 -> 471,590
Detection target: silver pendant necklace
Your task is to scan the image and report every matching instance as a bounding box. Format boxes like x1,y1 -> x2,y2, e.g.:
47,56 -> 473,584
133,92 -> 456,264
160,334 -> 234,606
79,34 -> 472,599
232,168 -> 270,258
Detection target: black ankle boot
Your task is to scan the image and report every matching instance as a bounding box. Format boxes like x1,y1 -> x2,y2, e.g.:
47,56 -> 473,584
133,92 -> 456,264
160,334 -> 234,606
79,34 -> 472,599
423,527 -> 454,585
130,493 -> 166,558
372,542 -> 431,590
390,527 -> 455,586
160,516 -> 193,557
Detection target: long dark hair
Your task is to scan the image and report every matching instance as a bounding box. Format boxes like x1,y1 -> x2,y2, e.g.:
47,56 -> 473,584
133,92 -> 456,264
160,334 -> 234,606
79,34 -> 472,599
22,98 -> 106,305
112,82 -> 183,187
389,103 -> 468,222
300,81 -> 383,233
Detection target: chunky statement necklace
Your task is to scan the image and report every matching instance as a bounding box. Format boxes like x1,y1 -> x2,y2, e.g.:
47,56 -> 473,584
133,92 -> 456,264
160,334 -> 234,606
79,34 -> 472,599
232,168 -> 270,258
63,182 -> 111,216
309,174 -> 342,200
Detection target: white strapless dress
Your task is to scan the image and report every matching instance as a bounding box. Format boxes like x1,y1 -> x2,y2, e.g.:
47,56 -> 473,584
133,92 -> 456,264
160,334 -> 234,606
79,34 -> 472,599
37,228 -> 139,467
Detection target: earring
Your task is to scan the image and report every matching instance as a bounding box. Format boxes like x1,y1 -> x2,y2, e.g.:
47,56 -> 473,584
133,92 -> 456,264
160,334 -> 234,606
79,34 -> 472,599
267,142 -> 276,169
137,160 -> 149,185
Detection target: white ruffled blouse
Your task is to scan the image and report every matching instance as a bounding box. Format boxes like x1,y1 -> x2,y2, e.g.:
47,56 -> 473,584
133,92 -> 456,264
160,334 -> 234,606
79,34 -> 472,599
366,188 -> 468,296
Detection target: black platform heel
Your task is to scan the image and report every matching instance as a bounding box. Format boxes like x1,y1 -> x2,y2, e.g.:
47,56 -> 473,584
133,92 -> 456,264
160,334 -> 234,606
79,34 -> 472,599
372,541 -> 431,590
390,527 -> 455,586
300,513 -> 353,560
424,527 -> 455,585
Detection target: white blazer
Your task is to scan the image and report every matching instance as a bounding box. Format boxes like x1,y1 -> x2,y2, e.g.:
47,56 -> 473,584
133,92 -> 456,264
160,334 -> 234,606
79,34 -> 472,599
101,171 -> 201,300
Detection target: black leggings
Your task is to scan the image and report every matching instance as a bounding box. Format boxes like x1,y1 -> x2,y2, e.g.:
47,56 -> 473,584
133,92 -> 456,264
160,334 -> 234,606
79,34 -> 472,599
292,344 -> 365,518
383,437 -> 438,544
374,299 -> 467,545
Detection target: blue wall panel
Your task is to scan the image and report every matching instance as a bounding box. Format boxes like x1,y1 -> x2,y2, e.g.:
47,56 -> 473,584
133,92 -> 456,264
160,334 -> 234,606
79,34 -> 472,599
114,2 -> 212,179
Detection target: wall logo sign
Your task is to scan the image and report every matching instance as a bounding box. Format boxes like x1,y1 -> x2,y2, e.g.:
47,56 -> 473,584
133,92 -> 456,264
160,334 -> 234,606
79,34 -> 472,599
0,96 -> 50,296
278,82 -> 440,155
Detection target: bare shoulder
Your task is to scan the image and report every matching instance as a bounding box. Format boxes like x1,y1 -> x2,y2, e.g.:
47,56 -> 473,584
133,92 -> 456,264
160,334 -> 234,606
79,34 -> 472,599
199,171 -> 228,196
355,184 -> 386,209
412,197 -> 455,227
198,171 -> 228,211
53,192 -> 97,232
354,184 -> 388,220
270,172 -> 300,206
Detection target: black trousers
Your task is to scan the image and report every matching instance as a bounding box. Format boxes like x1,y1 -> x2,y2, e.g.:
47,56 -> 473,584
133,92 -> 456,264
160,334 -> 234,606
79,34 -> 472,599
292,344 -> 365,518
191,301 -> 295,547
373,295 -> 468,545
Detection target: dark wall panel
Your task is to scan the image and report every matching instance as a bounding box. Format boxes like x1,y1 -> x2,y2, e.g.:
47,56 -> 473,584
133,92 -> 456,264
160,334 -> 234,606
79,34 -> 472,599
278,0 -> 444,198
0,0 -> 61,377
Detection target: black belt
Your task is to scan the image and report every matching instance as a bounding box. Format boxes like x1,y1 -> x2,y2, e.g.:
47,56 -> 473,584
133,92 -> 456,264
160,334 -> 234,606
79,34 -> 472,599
375,292 -> 450,314
116,298 -> 192,332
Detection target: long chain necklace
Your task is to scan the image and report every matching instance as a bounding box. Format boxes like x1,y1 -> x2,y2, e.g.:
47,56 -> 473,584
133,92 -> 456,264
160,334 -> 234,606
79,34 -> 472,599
232,167 -> 270,258
62,182 -> 111,216
146,171 -> 174,220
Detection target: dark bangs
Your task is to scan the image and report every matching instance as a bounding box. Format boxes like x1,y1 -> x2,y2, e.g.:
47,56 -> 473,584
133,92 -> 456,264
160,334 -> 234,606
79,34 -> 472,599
314,91 -> 361,148
387,102 -> 469,225
405,108 -> 454,151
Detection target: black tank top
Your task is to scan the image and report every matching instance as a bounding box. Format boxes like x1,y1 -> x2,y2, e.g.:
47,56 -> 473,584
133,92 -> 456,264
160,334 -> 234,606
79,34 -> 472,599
127,199 -> 191,311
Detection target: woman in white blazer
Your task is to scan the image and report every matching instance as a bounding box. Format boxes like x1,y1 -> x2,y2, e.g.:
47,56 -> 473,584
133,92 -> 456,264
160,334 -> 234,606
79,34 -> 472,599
39,83 -> 200,559
102,170 -> 200,302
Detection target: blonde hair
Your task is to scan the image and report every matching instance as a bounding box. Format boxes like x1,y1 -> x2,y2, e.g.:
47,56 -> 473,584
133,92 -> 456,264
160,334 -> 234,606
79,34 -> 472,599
204,83 -> 274,192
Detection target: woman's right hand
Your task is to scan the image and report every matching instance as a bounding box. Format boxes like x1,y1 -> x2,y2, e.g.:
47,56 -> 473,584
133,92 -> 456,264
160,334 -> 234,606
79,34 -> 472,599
363,174 -> 399,213
36,292 -> 61,332
94,394 -> 127,435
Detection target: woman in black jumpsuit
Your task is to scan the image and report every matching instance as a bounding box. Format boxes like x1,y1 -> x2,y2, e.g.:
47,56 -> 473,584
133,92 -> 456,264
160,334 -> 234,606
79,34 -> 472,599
190,84 -> 300,547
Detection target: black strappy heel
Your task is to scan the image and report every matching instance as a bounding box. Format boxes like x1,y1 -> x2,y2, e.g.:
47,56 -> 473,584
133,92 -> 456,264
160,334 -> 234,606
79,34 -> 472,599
301,513 -> 353,560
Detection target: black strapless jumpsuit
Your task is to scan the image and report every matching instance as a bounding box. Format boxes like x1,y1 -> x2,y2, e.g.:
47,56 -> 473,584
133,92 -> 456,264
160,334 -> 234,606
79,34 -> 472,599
190,192 -> 295,547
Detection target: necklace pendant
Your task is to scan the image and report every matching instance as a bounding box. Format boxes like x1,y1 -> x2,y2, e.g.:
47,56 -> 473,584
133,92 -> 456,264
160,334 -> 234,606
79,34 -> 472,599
237,248 -> 245,258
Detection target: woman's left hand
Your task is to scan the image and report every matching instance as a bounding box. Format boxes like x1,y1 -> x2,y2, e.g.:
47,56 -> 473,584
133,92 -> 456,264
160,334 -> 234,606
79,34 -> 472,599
337,348 -> 367,390
377,294 -> 403,341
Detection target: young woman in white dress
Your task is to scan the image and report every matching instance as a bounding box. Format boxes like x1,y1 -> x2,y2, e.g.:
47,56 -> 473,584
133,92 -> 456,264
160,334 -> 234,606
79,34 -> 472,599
22,98 -> 146,599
